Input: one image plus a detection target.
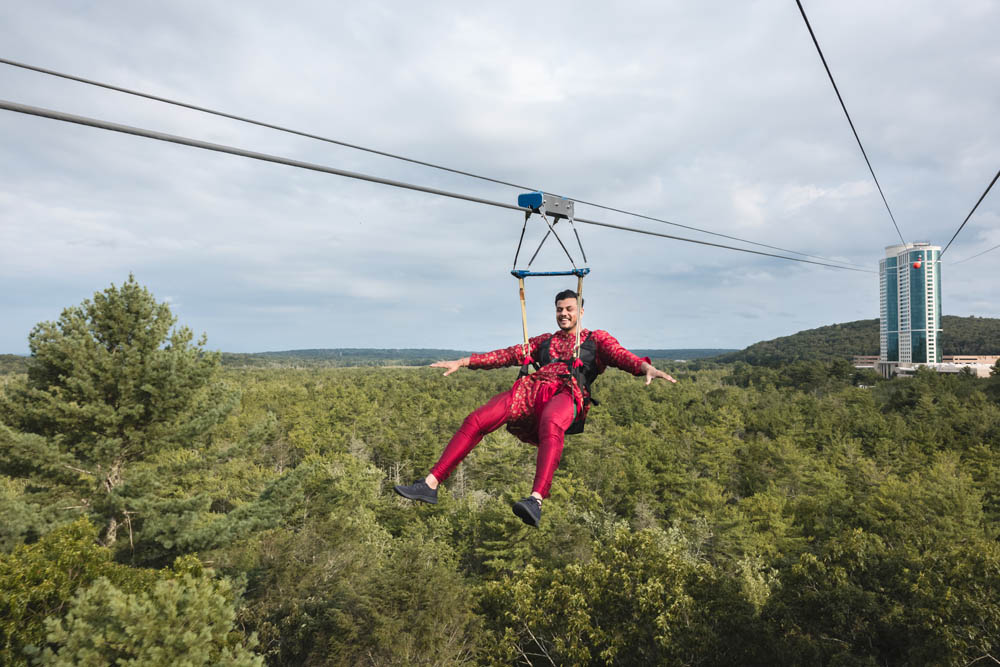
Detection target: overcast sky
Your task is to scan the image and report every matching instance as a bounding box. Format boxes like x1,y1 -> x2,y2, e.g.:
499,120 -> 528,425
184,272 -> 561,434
1,1 -> 997,354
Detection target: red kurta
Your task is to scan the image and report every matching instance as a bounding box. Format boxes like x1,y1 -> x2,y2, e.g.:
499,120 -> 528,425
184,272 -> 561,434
469,329 -> 650,443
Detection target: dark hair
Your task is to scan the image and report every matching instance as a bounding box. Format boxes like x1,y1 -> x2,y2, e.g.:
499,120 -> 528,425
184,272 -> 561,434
555,289 -> 582,306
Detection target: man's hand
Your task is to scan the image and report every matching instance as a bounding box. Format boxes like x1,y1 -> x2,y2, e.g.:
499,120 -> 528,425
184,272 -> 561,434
431,357 -> 470,376
641,362 -> 677,386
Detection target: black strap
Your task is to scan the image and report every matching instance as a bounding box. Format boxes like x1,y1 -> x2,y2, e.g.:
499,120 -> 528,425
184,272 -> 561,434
517,359 -> 540,378
512,210 -> 531,269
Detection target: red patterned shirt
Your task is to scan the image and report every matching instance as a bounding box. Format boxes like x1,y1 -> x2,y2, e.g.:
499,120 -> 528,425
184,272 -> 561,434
469,329 -> 650,443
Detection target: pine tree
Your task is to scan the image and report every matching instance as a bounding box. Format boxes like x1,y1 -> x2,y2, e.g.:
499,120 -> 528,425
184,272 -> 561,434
35,570 -> 262,666
0,276 -> 234,545
0,519 -> 157,666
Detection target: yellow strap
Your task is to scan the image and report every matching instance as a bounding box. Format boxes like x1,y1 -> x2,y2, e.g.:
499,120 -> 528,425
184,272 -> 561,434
518,277 -> 530,360
574,274 -> 584,358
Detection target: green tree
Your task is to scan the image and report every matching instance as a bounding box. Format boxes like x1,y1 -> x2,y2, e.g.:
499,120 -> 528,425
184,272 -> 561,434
479,525 -> 762,665
0,276 -> 234,545
0,470 -> 49,551
0,519 -> 156,666
35,571 -> 261,666
764,528 -> 1000,665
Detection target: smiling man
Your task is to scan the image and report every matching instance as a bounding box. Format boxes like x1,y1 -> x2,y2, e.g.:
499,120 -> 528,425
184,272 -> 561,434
394,289 -> 676,527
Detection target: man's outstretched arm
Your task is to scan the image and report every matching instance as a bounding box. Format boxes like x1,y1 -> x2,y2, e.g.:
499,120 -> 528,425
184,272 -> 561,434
591,330 -> 677,385
431,335 -> 551,376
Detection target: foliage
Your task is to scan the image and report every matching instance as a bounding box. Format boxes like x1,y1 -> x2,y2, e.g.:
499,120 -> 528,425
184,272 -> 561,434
0,354 -> 28,375
0,519 -> 157,666
209,462 -> 481,665
35,570 -> 261,666
480,525 -> 762,665
6,279 -> 1000,664
0,276 -> 235,545
715,318 -> 880,365
940,315 -> 1000,355
221,347 -> 474,368
764,529 -> 1000,665
632,348 -> 736,360
0,471 -> 52,551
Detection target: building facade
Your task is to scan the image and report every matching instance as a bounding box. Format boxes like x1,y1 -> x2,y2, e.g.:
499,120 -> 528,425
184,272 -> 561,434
879,242 -> 941,365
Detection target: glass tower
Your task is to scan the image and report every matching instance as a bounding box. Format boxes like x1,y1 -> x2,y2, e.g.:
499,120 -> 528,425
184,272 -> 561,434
879,243 -> 941,364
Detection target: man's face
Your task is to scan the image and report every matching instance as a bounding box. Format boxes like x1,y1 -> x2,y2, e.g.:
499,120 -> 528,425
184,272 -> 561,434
555,298 -> 582,332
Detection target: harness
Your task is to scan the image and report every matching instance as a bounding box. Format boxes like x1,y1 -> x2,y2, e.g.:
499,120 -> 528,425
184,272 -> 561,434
535,335 -> 599,396
536,338 -> 600,435
533,335 -> 601,434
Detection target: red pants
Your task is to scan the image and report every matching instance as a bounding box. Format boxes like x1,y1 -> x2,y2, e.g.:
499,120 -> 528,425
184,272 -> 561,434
429,388 -> 575,498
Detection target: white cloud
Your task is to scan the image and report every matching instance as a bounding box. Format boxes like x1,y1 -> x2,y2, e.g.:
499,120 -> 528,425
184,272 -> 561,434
731,186 -> 767,228
779,180 -> 875,212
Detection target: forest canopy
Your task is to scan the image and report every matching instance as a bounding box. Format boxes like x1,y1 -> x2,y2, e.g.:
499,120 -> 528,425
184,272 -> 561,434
2,278 -> 1000,665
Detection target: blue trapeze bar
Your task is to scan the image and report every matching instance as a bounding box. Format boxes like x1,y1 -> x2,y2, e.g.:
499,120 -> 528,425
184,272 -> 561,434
511,268 -> 590,279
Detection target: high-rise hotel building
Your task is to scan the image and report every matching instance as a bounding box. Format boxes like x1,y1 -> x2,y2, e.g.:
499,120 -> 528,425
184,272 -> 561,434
879,242 -> 941,365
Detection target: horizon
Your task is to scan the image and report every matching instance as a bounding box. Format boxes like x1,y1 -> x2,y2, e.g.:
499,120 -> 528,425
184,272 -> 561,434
5,312 -> 998,357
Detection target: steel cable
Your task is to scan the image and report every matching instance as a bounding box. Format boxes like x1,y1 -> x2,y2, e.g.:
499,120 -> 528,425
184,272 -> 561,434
795,0 -> 906,247
0,97 -> 874,274
0,56 -> 870,271
952,243 -> 1000,265
940,169 -> 999,258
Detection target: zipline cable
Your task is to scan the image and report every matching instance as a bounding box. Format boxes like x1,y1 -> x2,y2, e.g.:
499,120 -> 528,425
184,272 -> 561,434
952,243 -> 1000,265
0,98 -> 874,274
939,168 -> 999,258
0,57 -> 870,271
794,0 -> 906,248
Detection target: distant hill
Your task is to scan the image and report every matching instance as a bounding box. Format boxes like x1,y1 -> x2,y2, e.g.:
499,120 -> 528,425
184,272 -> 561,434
0,347 -> 739,373
0,354 -> 28,374
220,347 -> 734,368
634,349 -> 736,361
940,316 -> 1000,355
715,315 -> 1000,366
221,348 -> 473,368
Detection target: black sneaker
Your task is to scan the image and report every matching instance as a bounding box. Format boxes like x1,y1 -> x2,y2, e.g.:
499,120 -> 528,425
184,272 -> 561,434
393,479 -> 437,504
512,496 -> 542,527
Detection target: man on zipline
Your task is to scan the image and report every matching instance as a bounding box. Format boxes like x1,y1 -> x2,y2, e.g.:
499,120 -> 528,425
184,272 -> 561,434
394,289 -> 676,527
